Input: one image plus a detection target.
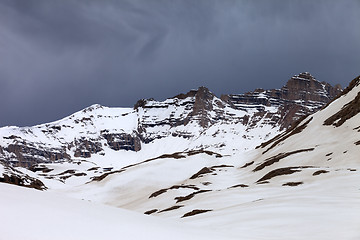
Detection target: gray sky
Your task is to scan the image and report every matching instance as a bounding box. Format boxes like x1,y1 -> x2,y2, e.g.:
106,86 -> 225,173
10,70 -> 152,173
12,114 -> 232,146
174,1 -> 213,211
1,0 -> 360,127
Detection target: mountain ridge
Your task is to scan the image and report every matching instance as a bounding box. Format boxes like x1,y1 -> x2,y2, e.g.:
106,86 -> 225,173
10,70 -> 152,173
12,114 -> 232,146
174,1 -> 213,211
0,72 -> 342,170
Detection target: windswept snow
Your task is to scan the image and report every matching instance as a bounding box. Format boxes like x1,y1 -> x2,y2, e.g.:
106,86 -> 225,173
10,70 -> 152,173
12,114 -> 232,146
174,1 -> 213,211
0,183 -> 238,240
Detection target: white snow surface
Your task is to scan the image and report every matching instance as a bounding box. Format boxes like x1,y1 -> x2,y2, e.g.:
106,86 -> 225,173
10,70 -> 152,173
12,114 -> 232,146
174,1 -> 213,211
0,183 -> 238,240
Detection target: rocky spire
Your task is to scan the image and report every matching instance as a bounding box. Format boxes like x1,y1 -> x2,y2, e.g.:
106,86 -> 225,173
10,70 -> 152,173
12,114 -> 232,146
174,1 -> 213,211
190,86 -> 216,128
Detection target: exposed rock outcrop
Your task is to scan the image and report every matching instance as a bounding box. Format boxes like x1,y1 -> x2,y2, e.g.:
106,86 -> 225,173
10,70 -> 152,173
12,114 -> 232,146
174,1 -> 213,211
222,72 -> 342,130
1,143 -> 70,167
188,87 -> 216,128
102,132 -> 141,151
73,137 -> 103,158
0,163 -> 46,190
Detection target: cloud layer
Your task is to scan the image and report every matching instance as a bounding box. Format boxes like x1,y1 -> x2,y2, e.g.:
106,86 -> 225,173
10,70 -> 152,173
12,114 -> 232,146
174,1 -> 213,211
1,0 -> 360,126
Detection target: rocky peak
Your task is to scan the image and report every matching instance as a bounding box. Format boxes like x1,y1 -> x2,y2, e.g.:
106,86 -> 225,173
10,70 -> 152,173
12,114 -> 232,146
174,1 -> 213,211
224,72 -> 342,130
192,86 -> 215,114
282,72 -> 342,102
173,86 -> 214,104
134,87 -> 218,129
188,86 -> 216,128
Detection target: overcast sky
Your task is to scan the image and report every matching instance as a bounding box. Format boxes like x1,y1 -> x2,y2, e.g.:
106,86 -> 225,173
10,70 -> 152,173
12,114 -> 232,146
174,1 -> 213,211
1,0 -> 360,127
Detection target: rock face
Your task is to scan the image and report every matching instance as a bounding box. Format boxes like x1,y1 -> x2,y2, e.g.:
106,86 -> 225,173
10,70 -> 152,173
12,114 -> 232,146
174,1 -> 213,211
134,86 -> 232,143
0,162 -> 46,190
0,143 -> 70,167
282,72 -> 339,101
222,72 -> 342,129
102,132 -> 141,151
190,86 -> 216,128
73,137 -> 103,158
0,72 -> 341,170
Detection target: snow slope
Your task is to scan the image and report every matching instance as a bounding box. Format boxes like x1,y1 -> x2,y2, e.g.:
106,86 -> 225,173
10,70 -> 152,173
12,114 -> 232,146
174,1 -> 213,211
0,183 -> 239,240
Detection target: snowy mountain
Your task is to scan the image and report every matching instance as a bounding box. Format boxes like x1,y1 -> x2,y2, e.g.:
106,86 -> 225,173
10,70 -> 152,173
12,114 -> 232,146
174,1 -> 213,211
1,72 -> 359,240
0,72 -> 340,169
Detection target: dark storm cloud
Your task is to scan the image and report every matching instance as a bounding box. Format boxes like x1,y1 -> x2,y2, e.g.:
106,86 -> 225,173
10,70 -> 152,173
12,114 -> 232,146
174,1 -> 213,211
1,0 -> 360,127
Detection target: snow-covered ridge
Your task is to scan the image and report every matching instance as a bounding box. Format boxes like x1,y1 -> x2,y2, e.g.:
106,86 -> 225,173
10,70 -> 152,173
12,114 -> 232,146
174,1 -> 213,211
0,72 -> 341,178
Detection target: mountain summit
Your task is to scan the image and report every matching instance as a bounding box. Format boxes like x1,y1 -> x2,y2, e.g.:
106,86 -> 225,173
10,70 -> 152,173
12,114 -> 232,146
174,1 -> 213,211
222,72 -> 342,129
